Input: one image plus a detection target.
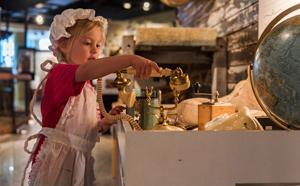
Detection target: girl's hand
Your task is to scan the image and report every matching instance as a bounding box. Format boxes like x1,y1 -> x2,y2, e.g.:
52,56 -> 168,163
99,105 -> 125,132
131,55 -> 160,79
109,105 -> 125,115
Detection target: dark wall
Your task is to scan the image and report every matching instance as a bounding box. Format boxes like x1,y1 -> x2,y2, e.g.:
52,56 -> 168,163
177,0 -> 258,92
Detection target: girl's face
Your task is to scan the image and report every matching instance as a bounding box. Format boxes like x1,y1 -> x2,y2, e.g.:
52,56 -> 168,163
63,26 -> 103,65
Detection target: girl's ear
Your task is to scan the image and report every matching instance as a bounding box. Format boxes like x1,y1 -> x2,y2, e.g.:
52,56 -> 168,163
57,38 -> 69,53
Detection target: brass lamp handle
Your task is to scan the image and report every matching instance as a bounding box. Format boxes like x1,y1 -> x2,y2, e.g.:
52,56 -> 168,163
121,67 -> 172,77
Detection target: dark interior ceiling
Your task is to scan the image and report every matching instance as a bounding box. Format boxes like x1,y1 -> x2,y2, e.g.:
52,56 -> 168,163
0,0 -> 174,26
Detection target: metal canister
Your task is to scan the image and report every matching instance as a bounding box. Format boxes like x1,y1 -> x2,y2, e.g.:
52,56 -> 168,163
135,89 -> 160,130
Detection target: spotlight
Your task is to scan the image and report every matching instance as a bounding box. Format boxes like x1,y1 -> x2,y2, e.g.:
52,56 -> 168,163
143,1 -> 151,11
123,2 -> 132,9
35,14 -> 44,25
35,3 -> 45,9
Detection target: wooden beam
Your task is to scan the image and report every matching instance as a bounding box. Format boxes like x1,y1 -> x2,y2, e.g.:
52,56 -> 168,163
211,37 -> 227,97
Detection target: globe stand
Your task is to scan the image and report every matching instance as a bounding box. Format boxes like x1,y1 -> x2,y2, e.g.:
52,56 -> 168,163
249,3 -> 300,130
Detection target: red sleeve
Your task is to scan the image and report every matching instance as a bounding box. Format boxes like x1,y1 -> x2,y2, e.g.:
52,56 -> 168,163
49,64 -> 85,105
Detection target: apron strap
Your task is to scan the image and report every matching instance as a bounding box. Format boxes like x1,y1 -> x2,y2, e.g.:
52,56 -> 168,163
29,60 -> 56,126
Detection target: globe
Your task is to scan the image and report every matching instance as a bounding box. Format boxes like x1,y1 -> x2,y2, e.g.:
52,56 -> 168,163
252,15 -> 300,128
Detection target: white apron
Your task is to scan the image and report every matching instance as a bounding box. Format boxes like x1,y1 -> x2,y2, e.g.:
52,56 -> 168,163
25,83 -> 100,186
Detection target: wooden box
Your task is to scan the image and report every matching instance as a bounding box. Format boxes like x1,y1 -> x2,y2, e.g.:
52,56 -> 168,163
198,102 -> 236,130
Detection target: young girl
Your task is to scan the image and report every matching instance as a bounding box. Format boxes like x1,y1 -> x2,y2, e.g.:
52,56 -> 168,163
22,8 -> 159,186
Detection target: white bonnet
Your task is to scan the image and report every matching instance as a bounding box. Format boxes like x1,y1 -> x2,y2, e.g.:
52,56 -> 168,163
49,8 -> 108,50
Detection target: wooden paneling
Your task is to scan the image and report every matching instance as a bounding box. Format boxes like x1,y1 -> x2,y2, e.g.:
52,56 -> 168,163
227,23 -> 258,51
224,0 -> 258,20
225,3 -> 258,35
177,0 -> 258,35
227,44 -> 256,67
177,0 -> 259,91
177,0 -> 215,27
227,23 -> 258,66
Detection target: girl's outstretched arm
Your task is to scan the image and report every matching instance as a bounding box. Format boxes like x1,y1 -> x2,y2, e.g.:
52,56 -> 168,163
75,54 -> 159,82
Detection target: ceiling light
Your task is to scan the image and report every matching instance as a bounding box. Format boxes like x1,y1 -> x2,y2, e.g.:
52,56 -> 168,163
143,1 -> 151,11
35,15 -> 44,25
123,2 -> 132,9
35,3 -> 45,9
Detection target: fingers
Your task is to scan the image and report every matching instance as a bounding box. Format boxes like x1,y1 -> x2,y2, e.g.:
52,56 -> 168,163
135,66 -> 142,79
138,61 -> 159,79
110,105 -> 125,115
134,61 -> 147,79
140,63 -> 148,79
142,60 -> 152,79
132,55 -> 159,79
146,61 -> 152,77
151,62 -> 160,73
115,105 -> 125,112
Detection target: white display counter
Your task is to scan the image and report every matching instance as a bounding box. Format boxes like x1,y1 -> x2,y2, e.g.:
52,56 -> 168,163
112,120 -> 300,186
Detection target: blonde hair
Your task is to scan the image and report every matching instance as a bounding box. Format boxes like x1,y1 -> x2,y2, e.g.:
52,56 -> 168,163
56,19 -> 106,62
